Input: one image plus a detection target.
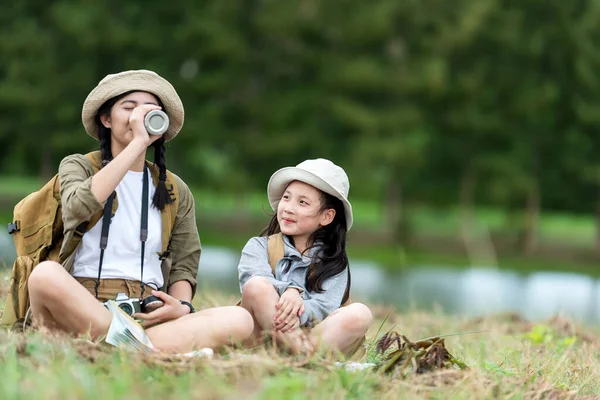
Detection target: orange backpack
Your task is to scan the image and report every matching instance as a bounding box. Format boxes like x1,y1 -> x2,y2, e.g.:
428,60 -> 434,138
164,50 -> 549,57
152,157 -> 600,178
2,153 -> 98,328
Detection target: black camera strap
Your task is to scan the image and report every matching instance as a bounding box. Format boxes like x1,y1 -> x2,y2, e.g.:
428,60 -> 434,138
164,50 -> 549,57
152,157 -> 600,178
94,191 -> 116,299
139,165 -> 149,299
95,165 -> 150,300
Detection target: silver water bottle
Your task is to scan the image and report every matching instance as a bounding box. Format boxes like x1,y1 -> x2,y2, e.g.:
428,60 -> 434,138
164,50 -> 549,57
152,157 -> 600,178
144,110 -> 170,136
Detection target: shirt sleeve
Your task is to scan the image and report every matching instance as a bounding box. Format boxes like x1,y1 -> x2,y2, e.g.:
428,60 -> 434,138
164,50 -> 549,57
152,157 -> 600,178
167,177 -> 200,295
58,154 -> 105,231
299,267 -> 349,327
238,237 -> 295,296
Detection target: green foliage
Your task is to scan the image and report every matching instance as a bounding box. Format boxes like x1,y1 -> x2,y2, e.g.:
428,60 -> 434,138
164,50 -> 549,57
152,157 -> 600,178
4,0 -> 600,249
524,324 -> 578,353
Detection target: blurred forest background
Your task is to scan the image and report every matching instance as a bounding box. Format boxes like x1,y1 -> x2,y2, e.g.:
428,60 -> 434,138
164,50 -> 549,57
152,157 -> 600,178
2,0 -> 600,273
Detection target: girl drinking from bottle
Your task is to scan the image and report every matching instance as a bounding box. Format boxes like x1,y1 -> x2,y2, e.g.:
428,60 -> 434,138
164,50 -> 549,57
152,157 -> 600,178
27,69 -> 253,353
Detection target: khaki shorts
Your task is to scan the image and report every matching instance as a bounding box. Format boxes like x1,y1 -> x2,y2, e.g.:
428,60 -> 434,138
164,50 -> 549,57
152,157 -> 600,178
74,277 -> 156,302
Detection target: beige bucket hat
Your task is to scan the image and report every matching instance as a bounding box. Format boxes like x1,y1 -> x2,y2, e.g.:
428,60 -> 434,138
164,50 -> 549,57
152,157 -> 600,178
81,69 -> 184,142
267,158 -> 353,230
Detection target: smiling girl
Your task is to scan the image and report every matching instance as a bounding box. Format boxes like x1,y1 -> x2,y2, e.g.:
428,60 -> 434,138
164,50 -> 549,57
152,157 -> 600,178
238,159 -> 373,355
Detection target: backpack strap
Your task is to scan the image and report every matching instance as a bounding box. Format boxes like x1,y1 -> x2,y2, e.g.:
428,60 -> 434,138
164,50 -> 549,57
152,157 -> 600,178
144,161 -> 179,259
161,170 -> 179,258
85,150 -> 103,171
267,233 -> 285,275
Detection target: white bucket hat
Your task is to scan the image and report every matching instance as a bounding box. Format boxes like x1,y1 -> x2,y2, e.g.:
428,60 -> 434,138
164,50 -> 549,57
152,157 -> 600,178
81,69 -> 184,142
267,158 -> 353,231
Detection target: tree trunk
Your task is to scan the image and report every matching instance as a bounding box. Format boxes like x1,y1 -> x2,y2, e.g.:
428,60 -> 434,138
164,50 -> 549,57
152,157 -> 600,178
459,166 -> 476,248
384,177 -> 403,244
520,181 -> 539,255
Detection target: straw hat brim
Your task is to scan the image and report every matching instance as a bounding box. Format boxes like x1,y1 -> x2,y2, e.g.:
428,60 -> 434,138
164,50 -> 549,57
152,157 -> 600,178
81,70 -> 184,142
267,167 -> 353,231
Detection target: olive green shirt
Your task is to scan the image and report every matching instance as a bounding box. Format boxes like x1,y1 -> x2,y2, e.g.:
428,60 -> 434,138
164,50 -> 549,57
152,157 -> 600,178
57,153 -> 200,296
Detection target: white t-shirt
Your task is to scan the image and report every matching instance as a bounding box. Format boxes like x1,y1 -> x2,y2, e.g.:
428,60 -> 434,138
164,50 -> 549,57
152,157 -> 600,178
72,169 -> 164,289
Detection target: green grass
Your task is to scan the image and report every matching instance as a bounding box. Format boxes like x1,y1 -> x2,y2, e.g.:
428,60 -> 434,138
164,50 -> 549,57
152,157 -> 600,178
1,288 -> 599,399
0,176 -> 43,197
2,177 -> 599,397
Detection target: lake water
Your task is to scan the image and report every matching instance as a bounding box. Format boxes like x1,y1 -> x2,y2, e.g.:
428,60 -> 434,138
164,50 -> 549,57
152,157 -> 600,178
1,233 -> 599,325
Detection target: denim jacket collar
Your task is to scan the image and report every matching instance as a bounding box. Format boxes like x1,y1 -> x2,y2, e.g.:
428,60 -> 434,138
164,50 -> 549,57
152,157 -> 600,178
282,234 -> 321,264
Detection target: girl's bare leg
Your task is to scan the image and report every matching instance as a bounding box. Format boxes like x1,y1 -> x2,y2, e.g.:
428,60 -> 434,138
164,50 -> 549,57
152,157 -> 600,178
240,277 -> 279,340
241,276 -> 313,354
307,303 -> 373,355
145,306 -> 254,353
28,261 -> 113,338
29,261 -> 255,353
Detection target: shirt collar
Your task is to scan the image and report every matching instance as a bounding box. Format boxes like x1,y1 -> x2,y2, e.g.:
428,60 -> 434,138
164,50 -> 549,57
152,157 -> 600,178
282,234 -> 320,263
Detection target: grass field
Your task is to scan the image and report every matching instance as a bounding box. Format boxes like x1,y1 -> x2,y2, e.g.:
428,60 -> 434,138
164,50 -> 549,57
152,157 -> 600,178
1,288 -> 599,399
0,176 -> 599,400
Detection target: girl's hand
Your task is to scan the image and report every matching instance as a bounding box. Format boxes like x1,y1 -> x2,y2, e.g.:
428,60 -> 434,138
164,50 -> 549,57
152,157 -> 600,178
134,290 -> 190,328
273,288 -> 304,331
129,104 -> 163,146
277,315 -> 300,333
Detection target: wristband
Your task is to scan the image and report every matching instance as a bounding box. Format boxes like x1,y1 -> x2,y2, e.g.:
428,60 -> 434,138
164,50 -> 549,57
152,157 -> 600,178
180,300 -> 195,314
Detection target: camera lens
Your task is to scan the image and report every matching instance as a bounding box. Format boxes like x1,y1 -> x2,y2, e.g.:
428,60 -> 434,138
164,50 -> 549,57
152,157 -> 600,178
119,303 -> 133,315
141,295 -> 164,313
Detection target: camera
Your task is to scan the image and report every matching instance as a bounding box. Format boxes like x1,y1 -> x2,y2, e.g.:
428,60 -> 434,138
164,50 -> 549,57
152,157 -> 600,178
104,292 -> 164,316
144,110 -> 169,136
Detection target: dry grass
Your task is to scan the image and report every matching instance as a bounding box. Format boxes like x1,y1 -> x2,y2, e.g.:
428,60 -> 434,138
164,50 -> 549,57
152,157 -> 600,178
1,281 -> 599,399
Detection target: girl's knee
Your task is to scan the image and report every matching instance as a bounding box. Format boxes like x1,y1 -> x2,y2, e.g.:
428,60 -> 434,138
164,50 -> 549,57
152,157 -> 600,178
28,261 -> 65,294
234,307 -> 255,338
241,276 -> 273,302
345,303 -> 373,333
219,306 -> 254,342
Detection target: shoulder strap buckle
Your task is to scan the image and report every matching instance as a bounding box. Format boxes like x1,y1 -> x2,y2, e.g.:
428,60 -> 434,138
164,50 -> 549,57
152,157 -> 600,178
7,221 -> 20,234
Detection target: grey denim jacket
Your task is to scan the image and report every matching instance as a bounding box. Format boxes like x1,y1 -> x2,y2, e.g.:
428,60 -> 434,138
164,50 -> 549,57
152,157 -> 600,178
238,234 -> 348,327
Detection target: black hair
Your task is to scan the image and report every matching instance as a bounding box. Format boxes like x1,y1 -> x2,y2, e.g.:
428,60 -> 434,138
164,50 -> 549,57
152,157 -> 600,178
261,188 -> 350,306
95,90 -> 173,211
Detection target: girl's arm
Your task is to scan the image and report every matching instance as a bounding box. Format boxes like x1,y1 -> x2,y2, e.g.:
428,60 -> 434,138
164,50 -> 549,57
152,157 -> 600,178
166,178 -> 200,297
89,138 -> 147,203
299,268 -> 349,327
90,104 -> 162,203
238,237 -> 296,295
167,280 -> 192,302
59,154 -> 106,225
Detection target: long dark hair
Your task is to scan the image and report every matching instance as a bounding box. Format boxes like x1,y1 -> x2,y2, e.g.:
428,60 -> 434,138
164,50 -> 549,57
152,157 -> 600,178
95,90 -> 173,211
262,189 -> 351,305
